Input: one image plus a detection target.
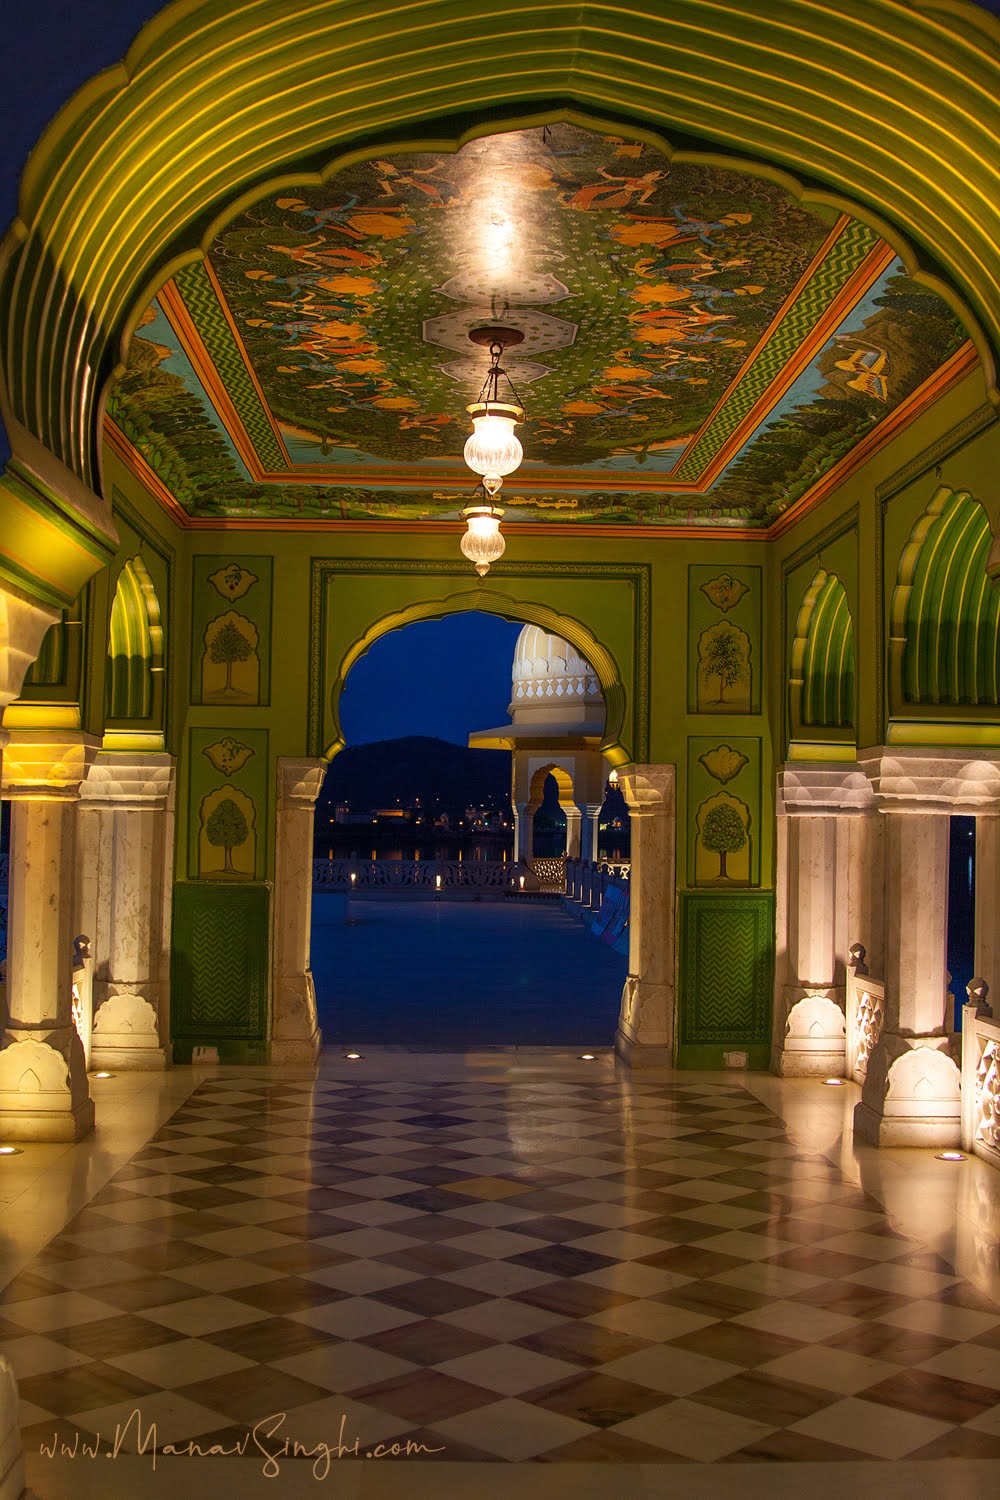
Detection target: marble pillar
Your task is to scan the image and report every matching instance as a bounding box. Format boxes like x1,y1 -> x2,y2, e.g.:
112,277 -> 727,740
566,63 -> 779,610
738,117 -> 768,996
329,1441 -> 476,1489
615,765 -> 675,1068
272,758 -> 325,1064
0,732 -> 99,1140
76,753 -> 174,1069
0,1355 -> 24,1500
975,815 -> 1000,991
580,802 -> 603,863
513,801 -> 539,863
772,763 -> 875,1077
854,750 -> 1000,1147
563,803 -> 582,858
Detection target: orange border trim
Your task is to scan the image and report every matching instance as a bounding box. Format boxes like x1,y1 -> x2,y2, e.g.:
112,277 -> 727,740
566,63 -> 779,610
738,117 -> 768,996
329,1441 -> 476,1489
103,342 -> 978,541
157,280 -> 267,481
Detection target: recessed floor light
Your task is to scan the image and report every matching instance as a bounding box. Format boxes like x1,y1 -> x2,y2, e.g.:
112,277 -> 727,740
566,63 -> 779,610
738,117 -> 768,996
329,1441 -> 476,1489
344,1052 -> 363,1061
821,1078 -> 847,1086
0,1146 -> 23,1156
936,1151 -> 966,1161
92,1071 -> 114,1079
579,1053 -> 597,1061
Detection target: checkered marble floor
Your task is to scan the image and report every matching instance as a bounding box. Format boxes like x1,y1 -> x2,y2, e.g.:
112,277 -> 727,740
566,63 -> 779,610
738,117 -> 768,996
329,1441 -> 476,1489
5,1071 -> 1000,1472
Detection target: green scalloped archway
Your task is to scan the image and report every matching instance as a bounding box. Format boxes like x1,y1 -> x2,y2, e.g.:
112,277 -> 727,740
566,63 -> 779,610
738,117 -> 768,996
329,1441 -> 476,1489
327,588 -> 630,767
2,0 -> 999,529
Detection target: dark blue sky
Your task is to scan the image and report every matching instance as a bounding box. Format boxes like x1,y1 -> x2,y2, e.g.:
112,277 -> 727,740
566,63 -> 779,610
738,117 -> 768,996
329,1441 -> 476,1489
340,613 -> 523,746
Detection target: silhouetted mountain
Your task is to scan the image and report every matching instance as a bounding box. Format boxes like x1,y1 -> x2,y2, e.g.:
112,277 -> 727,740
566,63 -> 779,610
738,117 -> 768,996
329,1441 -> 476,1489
316,736 -> 512,821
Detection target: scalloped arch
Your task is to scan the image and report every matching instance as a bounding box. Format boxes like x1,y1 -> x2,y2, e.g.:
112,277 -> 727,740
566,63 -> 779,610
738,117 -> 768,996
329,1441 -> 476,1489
1,0 -> 999,510
790,568 -> 855,736
327,588 -> 629,766
890,486 -> 1000,710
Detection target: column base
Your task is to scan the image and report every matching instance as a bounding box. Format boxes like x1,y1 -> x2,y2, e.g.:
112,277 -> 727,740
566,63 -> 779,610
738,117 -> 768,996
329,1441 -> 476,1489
0,1032 -> 95,1141
853,1032 -> 961,1148
92,992 -> 169,1070
271,1030 -> 322,1065
614,1027 -> 672,1068
90,1044 -> 170,1072
773,989 -> 847,1078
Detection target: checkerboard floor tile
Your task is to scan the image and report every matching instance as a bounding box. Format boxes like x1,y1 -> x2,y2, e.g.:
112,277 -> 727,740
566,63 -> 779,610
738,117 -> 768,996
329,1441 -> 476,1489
6,1069 -> 1000,1475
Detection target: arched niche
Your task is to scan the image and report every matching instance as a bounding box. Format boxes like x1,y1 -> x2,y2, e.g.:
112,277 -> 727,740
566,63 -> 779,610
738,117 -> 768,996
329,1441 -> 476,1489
105,555 -> 165,736
789,568 -> 855,743
888,485 -> 1000,731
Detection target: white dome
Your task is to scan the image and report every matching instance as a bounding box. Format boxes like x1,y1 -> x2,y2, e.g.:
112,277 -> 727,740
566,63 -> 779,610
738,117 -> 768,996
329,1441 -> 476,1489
510,625 -> 602,709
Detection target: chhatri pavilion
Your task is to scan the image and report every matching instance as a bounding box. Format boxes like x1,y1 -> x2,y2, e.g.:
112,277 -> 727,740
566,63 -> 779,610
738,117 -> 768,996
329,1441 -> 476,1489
2,3 -> 1000,1494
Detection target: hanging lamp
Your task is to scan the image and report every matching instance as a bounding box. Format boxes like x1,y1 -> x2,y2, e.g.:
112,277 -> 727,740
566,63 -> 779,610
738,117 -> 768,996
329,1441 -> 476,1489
459,327 -> 525,576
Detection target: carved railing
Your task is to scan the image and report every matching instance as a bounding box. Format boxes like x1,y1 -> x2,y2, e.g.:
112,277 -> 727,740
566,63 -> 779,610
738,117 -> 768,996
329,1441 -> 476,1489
313,858 -> 514,890
565,857 -> 631,910
845,944 -> 885,1083
961,982 -> 1000,1165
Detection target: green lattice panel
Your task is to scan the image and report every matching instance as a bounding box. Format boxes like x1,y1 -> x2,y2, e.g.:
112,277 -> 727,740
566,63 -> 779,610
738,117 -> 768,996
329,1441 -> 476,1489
171,882 -> 269,1057
173,262 -> 286,472
673,221 -> 882,481
678,892 -> 774,1066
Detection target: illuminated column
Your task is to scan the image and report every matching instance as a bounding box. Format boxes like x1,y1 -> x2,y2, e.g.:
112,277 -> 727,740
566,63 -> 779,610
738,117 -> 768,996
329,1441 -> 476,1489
580,803 -> 602,863
975,815 -> 1000,989
615,765 -> 674,1067
772,764 -> 875,1077
855,750 -> 1000,1147
564,804 -> 582,858
513,801 -> 539,863
272,758 -> 325,1063
76,753 -> 175,1069
0,732 -> 99,1140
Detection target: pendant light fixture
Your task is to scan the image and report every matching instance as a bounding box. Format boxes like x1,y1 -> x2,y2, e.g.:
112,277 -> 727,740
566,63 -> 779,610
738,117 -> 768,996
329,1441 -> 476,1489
459,327 -> 524,576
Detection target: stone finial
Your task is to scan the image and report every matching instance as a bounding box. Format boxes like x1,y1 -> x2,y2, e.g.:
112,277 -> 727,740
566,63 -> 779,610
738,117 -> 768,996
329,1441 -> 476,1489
73,934 -> 91,968
848,942 -> 868,975
966,977 -> 992,1017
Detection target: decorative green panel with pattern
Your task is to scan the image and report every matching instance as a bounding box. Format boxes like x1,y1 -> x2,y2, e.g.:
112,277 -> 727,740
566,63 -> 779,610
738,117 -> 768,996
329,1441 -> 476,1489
678,892 -> 774,1068
171,882 -> 269,1060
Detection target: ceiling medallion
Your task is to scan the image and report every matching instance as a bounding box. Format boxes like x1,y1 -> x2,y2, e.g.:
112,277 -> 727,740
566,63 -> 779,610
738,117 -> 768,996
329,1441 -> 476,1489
460,328 -> 525,576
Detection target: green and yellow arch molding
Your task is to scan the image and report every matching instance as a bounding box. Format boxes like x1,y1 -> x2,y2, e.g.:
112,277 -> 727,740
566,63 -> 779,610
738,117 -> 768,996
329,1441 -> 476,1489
2,0 -> 1000,613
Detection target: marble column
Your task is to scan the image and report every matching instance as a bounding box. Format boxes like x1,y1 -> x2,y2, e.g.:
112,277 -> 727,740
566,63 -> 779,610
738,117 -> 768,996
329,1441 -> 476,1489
772,763 -> 875,1077
580,802 -> 603,863
76,753 -> 174,1069
513,801 -> 539,863
854,750 -> 1000,1147
0,731 -> 99,1140
563,803 -> 582,858
615,764 -> 675,1068
272,758 -> 325,1064
975,815 -> 1000,991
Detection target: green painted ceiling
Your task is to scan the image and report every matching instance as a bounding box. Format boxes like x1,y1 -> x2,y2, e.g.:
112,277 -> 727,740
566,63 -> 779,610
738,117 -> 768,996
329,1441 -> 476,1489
108,123 -> 969,528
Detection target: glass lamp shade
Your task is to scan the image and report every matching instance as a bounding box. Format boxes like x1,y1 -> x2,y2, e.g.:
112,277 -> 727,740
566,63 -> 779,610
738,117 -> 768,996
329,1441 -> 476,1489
460,505 -> 506,577
463,403 -> 523,479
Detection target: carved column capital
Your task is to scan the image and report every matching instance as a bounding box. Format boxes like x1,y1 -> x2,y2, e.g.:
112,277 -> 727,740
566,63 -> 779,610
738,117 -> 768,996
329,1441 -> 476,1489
276,756 -> 327,810
858,746 -> 1000,814
617,763 -> 675,815
1,731 -> 100,800
80,751 -> 175,810
778,761 -> 875,816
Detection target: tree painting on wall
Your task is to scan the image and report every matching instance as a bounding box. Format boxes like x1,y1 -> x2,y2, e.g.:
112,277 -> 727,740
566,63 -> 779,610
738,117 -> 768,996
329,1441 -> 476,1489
695,792 -> 751,885
697,621 -> 752,712
201,611 -> 260,703
198,786 -> 256,878
205,799 -> 249,874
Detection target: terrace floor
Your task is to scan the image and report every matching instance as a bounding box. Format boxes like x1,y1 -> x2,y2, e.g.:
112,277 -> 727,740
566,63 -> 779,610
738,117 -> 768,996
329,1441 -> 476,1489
3,1050 -> 1000,1498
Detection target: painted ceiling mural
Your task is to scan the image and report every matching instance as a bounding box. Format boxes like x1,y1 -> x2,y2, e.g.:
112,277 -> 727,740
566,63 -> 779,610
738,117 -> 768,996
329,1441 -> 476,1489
106,122 -> 972,529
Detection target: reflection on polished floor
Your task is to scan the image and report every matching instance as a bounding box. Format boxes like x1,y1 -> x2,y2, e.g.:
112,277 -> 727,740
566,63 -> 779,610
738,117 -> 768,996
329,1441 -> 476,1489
4,1051 -> 1000,1499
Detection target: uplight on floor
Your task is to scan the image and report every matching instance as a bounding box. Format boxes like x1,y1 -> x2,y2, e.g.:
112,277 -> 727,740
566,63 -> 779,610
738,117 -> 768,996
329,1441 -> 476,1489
936,1151 -> 966,1161
821,1077 -> 847,1086
343,1052 -> 364,1061
0,1146 -> 23,1156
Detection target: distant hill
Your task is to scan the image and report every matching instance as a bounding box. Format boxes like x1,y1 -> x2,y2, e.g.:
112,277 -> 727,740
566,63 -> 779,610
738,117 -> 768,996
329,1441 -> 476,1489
317,736 -> 512,820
